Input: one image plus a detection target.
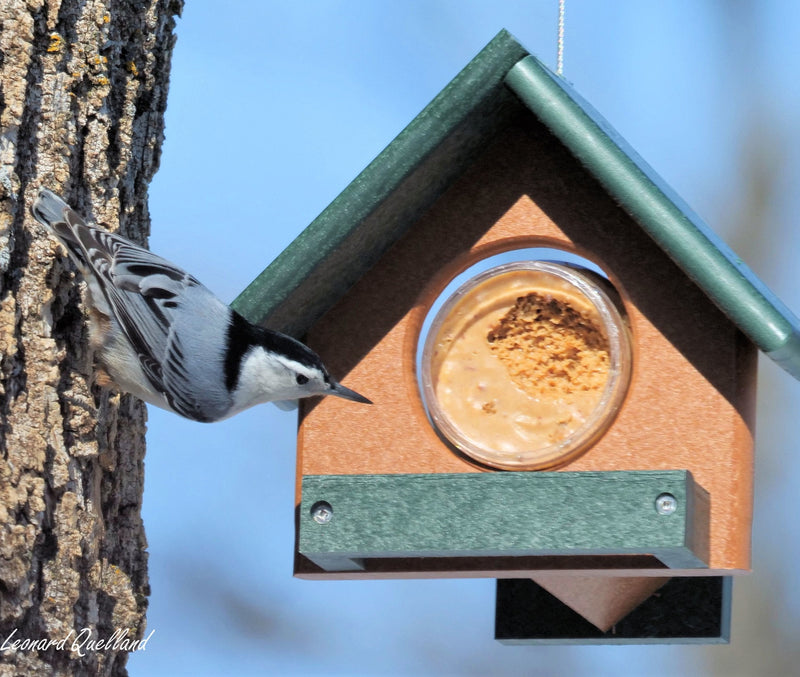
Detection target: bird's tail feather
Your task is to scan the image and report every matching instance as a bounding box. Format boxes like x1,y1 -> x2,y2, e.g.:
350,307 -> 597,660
31,187 -> 90,266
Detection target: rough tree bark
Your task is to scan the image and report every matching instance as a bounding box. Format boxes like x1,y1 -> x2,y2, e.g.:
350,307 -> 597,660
0,1 -> 182,674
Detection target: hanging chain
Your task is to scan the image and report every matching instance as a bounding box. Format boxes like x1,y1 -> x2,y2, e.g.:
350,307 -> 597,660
556,0 -> 566,76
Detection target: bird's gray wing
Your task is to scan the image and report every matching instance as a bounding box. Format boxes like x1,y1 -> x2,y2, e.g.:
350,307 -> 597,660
33,189 -> 210,420
70,215 -> 210,421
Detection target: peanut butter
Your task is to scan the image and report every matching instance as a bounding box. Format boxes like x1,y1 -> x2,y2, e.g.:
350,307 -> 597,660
428,267 -> 613,465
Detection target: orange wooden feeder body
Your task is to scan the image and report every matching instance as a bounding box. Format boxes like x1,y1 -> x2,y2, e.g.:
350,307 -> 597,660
232,32 -> 800,643
298,122 -> 756,577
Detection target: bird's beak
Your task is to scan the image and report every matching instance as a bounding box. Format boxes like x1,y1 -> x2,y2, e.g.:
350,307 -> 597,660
329,380 -> 372,404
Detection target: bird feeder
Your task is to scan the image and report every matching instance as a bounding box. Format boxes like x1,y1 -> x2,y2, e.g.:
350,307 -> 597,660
233,31 -> 800,644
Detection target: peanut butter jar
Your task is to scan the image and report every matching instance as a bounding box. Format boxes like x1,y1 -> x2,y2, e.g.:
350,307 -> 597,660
420,261 -> 632,470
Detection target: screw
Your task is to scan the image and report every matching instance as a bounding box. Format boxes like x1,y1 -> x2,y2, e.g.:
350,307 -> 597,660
655,493 -> 677,515
311,501 -> 333,524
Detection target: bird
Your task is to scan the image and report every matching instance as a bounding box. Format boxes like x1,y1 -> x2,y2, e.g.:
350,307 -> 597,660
30,187 -> 371,422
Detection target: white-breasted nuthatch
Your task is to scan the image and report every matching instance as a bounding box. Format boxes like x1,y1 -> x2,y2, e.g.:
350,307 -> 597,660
31,187 -> 371,422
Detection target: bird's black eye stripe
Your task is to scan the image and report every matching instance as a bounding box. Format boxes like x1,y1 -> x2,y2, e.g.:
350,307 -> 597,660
296,374 -> 309,385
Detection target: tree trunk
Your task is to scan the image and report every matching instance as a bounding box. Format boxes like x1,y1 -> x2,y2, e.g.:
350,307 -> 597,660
0,1 -> 182,674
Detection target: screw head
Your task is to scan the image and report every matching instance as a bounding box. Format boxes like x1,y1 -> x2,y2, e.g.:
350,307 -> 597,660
311,501 -> 333,524
655,493 -> 678,515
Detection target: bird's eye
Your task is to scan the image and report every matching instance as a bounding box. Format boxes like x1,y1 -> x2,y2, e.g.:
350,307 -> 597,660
296,374 -> 309,385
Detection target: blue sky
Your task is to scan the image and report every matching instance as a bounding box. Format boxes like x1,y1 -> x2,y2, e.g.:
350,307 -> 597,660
130,2 -> 800,675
